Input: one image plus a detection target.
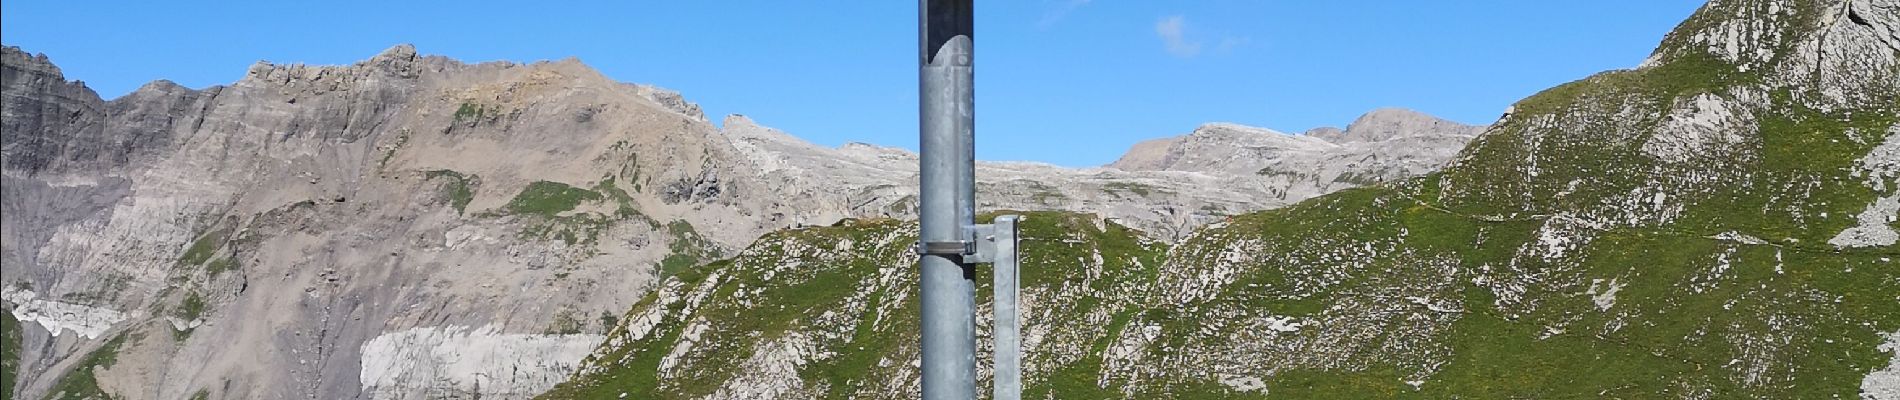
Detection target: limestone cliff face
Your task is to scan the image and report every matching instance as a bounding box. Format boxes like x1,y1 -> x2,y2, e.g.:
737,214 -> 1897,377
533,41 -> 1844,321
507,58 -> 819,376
1,43 -> 777,400
0,40 -> 1477,399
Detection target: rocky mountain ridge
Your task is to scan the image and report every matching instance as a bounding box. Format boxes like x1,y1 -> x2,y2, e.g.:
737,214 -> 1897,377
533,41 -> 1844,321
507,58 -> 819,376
1110,108 -> 1485,198
0,39 -> 1476,400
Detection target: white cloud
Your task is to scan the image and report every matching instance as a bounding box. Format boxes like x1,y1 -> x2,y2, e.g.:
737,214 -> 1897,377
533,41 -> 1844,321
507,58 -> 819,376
1156,15 -> 1202,58
1038,0 -> 1094,29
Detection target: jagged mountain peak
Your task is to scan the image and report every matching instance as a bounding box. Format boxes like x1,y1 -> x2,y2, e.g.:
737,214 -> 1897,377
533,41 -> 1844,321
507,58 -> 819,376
1109,109 -> 1483,181
1336,107 -> 1486,143
1,46 -> 66,79
721,113 -> 759,128
375,43 -> 419,61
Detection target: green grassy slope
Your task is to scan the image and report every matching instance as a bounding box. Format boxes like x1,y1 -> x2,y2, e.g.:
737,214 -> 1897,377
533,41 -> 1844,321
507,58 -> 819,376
541,0 -> 1898,398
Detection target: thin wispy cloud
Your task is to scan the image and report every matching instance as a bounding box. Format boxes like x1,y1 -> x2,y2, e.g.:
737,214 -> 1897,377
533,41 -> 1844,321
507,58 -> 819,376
1155,15 -> 1202,58
1037,0 -> 1094,29
1216,36 -> 1251,53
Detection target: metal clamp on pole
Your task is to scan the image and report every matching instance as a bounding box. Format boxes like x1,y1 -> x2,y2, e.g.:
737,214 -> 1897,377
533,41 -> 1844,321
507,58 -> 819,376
916,240 -> 976,256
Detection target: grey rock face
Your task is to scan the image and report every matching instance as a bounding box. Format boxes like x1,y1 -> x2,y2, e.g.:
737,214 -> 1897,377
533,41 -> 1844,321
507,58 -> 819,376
1,46 -> 116,174
2,45 -> 725,400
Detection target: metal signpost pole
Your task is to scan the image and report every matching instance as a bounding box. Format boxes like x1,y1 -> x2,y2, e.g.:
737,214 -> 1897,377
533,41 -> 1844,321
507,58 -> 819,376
918,0 -> 978,399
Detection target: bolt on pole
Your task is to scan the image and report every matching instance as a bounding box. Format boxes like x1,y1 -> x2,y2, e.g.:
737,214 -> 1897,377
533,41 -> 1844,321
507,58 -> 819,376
918,0 -> 977,399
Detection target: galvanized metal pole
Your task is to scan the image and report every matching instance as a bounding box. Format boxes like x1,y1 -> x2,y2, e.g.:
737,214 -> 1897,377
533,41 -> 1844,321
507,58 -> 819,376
991,216 -> 1023,400
918,0 -> 977,399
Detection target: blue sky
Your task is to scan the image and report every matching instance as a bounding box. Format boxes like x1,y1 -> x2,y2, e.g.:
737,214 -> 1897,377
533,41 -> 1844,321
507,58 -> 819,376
2,1 -> 1706,166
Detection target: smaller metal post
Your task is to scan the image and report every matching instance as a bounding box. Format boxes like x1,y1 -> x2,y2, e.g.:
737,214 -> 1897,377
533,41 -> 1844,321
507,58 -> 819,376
990,215 -> 1022,400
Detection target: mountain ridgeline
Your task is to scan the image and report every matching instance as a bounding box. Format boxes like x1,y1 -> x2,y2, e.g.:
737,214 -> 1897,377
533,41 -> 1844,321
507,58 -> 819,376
545,0 -> 1900,399
0,16 -> 1484,400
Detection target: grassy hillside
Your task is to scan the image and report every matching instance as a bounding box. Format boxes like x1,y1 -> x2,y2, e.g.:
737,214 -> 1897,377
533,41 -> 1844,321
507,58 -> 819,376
543,0 -> 1899,398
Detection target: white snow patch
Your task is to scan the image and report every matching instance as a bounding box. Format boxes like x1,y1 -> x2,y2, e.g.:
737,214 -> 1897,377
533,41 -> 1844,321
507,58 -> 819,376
358,325 -> 604,398
1,287 -> 128,339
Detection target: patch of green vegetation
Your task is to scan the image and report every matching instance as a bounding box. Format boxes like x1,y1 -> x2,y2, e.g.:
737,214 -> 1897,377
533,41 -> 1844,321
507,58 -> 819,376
174,291 -> 207,324
494,177 -> 660,246
1018,181 -> 1066,206
1025,309 -> 1138,399
1029,190 -> 1066,205
177,228 -> 230,268
425,170 -> 477,215
2,308 -> 20,400
1258,367 -> 1406,399
453,102 -> 496,123
619,153 -> 644,194
1103,181 -> 1162,197
378,128 -> 411,169
204,258 -> 239,276
592,178 -> 644,219
536,260 -> 721,400
1330,171 -> 1384,186
885,195 -> 915,215
1255,167 -> 1308,180
189,389 -> 209,400
1676,103 -> 1894,244
598,311 -> 619,331
522,213 -> 618,246
542,212 -> 1169,399
43,333 -> 127,400
504,181 -> 602,217
657,221 -> 719,279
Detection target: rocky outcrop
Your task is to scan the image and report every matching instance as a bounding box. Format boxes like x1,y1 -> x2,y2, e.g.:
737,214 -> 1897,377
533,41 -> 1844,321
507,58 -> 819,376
1,45 -> 114,175
1,44 -> 741,400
